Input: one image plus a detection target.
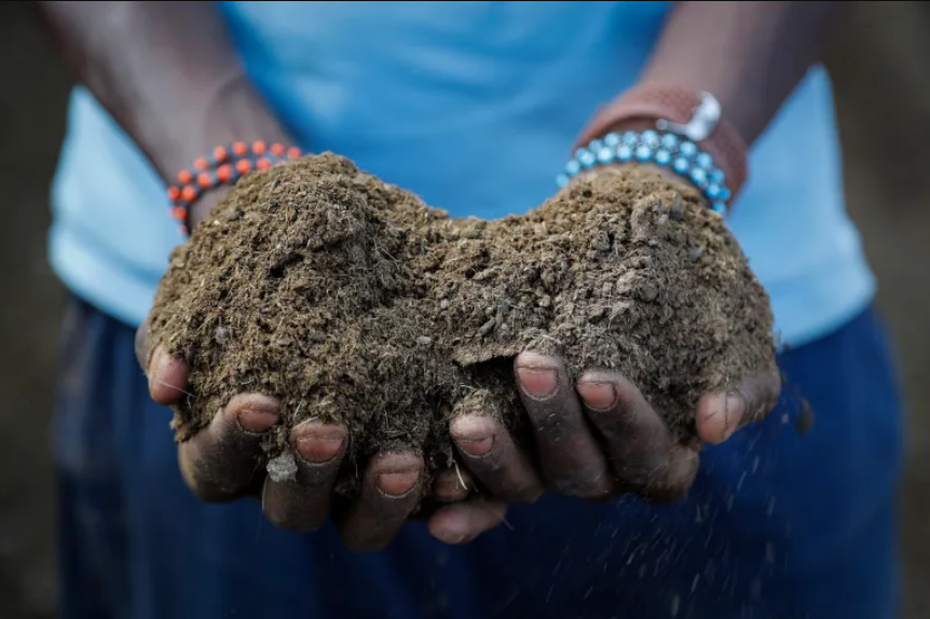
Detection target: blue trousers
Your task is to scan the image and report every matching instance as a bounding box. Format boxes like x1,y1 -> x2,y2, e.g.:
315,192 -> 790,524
54,297 -> 903,619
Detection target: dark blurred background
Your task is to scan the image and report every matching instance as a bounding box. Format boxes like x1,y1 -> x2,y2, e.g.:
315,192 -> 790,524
1,1 -> 928,617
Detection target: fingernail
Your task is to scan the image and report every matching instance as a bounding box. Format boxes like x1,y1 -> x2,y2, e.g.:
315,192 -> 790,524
516,368 -> 558,399
293,424 -> 346,463
450,416 -> 496,457
720,392 -> 746,440
146,348 -> 159,378
237,407 -> 278,433
147,349 -> 167,391
455,435 -> 493,457
378,471 -> 418,498
576,381 -> 616,410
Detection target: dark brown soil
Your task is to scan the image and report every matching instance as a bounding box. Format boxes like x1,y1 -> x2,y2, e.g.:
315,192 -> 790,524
149,153 -> 776,494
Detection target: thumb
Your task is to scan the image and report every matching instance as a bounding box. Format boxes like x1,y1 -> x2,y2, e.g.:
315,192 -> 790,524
695,371 -> 782,444
136,318 -> 191,406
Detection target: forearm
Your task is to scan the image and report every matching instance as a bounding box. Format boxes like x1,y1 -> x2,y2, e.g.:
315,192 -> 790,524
640,1 -> 847,147
36,1 -> 290,184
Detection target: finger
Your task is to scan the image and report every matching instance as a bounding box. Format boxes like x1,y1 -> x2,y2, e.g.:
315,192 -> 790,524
577,371 -> 698,502
432,466 -> 475,503
134,319 -> 152,370
427,497 -> 508,545
147,345 -> 190,406
514,352 -> 613,499
262,421 -> 348,531
339,452 -> 424,552
178,393 -> 280,502
450,414 -> 543,503
695,370 -> 783,445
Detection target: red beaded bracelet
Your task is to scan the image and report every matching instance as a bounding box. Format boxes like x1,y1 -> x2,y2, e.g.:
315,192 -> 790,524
167,141 -> 303,235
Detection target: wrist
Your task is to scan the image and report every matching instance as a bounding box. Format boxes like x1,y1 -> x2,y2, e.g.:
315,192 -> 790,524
559,129 -> 731,215
568,85 -> 747,212
167,119 -> 309,234
150,72 -> 294,185
168,140 -> 304,234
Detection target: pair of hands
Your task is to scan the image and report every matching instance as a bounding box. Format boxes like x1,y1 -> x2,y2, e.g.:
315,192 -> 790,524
137,172 -> 780,551
137,329 -> 780,552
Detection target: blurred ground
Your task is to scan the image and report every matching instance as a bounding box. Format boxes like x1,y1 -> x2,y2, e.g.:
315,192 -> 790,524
0,1 -> 927,617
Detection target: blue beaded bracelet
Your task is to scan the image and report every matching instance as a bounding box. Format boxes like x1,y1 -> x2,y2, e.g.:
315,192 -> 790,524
556,130 -> 732,216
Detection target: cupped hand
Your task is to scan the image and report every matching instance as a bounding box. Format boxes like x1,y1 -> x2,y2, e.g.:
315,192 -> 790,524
135,324 -> 506,551
438,351 -> 781,543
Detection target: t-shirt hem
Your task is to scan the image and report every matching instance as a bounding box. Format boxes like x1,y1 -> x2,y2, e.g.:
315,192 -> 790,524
50,227 -> 156,329
767,252 -> 876,350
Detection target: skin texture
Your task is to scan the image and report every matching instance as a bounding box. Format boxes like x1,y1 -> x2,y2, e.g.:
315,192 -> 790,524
42,0 -> 838,549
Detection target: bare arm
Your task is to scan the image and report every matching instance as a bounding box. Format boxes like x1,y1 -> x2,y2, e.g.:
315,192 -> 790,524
575,1 -> 847,201
639,0 -> 846,146
35,1 -> 290,190
582,1 -> 847,151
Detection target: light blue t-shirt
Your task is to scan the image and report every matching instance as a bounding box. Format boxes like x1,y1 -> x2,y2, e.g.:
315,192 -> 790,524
49,1 -> 874,348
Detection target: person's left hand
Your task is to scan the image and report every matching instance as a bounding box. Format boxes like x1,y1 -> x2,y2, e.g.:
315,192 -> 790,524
427,351 -> 781,544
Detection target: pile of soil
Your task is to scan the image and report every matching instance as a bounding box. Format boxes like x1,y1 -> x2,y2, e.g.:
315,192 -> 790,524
149,153 -> 776,494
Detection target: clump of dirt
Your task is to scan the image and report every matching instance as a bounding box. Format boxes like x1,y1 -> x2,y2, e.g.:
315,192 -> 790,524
149,153 -> 776,495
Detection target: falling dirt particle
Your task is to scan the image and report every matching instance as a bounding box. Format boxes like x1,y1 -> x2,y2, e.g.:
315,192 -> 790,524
795,400 -> 814,434
149,154 -> 776,500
